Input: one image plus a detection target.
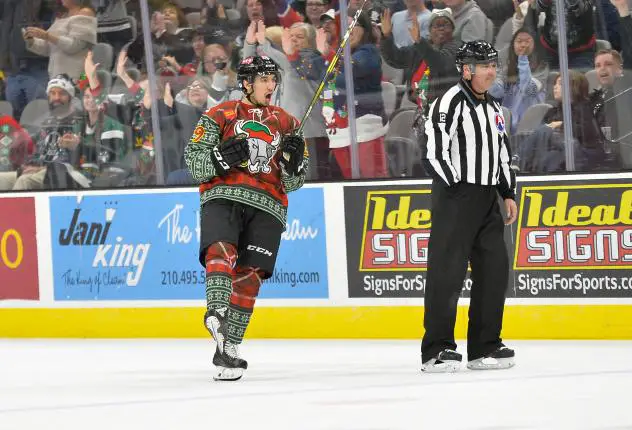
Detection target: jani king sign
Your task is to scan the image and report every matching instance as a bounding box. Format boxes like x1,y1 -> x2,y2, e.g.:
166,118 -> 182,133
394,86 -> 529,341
49,189 -> 329,301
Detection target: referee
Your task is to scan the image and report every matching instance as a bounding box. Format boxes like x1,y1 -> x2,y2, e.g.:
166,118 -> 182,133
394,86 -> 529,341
420,40 -> 518,373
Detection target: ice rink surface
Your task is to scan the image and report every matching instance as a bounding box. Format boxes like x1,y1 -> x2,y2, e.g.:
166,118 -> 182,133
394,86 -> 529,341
1,339 -> 631,430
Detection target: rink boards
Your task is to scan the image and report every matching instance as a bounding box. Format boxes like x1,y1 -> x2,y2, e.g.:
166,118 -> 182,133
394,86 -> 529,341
1,173 -> 632,339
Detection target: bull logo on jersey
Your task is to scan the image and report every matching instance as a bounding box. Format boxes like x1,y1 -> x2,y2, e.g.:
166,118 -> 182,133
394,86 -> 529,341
234,120 -> 280,174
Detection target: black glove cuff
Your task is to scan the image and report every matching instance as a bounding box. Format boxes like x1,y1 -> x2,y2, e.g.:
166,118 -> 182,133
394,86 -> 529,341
211,145 -> 231,175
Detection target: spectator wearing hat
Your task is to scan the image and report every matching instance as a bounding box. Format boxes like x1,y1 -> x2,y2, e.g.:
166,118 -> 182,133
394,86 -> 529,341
0,74 -> 89,190
317,9 -> 339,62
390,0 -> 432,47
381,7 -> 461,110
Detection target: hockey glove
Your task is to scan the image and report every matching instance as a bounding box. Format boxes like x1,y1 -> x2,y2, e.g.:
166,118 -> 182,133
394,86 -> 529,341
279,134 -> 305,176
211,134 -> 250,175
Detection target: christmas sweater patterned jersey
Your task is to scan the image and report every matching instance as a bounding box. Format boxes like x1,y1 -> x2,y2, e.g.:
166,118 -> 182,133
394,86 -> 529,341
185,100 -> 309,227
0,115 -> 33,171
91,83 -> 155,154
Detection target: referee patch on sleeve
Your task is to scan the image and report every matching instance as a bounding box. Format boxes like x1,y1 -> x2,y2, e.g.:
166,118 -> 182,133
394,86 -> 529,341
438,113 -> 447,123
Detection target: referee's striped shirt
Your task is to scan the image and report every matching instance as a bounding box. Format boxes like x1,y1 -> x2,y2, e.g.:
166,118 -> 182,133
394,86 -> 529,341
422,80 -> 517,200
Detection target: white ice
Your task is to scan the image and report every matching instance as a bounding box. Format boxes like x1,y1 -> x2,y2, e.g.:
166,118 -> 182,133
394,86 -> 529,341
1,339 -> 631,430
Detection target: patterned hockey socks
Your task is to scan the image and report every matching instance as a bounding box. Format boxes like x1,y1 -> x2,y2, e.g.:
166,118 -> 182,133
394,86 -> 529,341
205,242 -> 263,345
226,267 -> 263,344
204,242 -> 238,311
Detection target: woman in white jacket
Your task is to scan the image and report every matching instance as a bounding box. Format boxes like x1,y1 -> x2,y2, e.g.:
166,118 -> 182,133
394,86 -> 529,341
23,0 -> 97,80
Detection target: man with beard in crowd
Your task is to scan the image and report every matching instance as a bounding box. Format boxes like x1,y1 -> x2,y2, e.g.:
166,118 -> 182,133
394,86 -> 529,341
0,74 -> 89,190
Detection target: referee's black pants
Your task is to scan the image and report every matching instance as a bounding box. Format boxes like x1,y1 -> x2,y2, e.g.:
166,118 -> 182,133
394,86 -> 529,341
421,181 -> 509,362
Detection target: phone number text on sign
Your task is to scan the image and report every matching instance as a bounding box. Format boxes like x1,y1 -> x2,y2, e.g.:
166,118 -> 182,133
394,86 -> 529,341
160,270 -> 206,286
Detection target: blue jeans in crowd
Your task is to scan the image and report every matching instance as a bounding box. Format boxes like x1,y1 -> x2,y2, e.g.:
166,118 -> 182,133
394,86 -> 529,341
5,69 -> 49,120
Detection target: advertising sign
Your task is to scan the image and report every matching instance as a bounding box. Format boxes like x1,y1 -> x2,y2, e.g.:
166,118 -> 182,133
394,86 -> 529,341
0,197 -> 39,300
513,181 -> 632,298
50,188 -> 328,300
344,185 -> 472,298
345,180 -> 632,299
261,186 -> 329,298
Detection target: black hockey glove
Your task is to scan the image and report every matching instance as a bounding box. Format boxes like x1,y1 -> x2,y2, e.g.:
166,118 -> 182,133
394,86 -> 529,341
279,134 -> 305,176
211,134 -> 250,175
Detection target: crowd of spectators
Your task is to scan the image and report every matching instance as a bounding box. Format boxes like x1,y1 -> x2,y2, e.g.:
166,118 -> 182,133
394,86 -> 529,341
0,0 -> 630,190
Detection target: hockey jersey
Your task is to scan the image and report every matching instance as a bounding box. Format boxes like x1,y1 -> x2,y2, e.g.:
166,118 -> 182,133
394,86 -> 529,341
30,111 -> 83,166
0,115 -> 33,171
185,100 -> 309,227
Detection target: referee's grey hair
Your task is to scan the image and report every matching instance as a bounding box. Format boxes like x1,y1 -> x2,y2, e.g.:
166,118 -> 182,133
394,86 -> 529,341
290,22 -> 317,50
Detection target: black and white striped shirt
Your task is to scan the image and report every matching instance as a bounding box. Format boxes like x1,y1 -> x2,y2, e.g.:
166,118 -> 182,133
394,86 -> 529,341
422,80 -> 517,200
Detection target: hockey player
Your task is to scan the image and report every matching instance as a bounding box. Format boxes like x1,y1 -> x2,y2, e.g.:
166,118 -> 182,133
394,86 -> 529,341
184,55 -> 309,381
420,41 -> 517,372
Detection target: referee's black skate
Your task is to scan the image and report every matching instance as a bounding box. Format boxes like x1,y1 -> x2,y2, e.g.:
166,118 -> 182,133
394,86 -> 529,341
213,342 -> 248,381
467,346 -> 515,370
204,308 -> 227,353
421,349 -> 462,373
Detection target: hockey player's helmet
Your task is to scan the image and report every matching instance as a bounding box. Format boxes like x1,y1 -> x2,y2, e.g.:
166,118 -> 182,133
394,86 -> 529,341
455,40 -> 499,74
237,56 -> 281,92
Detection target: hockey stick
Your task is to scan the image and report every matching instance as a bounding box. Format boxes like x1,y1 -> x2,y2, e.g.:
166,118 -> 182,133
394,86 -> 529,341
282,0 -> 368,162
295,0 -> 368,135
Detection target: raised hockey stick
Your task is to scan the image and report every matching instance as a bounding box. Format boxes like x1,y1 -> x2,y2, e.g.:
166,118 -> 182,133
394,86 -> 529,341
282,0 -> 368,162
295,0 -> 368,135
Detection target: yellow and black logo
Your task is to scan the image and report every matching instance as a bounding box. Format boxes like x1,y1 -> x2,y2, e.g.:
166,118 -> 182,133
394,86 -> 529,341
514,183 -> 632,270
359,189 -> 432,271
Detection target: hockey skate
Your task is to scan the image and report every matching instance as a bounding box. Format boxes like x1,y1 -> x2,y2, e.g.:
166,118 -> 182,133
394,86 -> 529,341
421,349 -> 462,373
467,346 -> 515,370
204,308 -> 227,353
213,342 -> 248,381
